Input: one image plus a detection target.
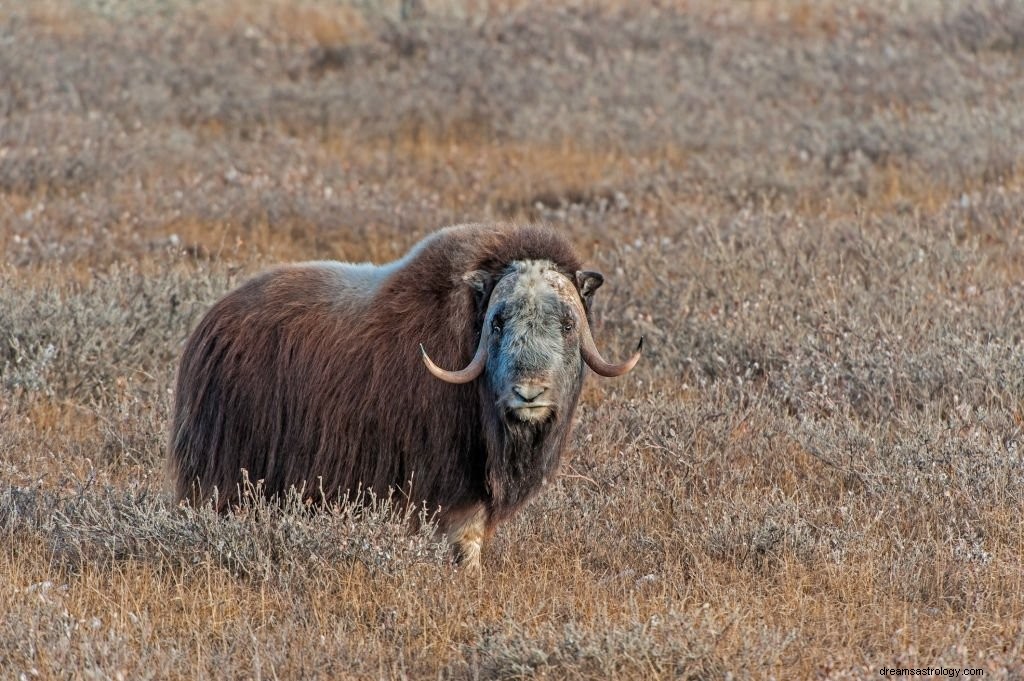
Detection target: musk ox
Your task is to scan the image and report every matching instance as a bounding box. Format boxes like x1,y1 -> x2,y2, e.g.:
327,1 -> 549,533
168,223 -> 641,573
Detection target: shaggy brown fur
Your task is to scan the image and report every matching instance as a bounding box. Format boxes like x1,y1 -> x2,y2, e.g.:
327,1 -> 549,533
169,223 -> 594,569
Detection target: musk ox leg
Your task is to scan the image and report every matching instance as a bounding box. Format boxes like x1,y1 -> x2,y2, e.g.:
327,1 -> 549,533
446,505 -> 488,577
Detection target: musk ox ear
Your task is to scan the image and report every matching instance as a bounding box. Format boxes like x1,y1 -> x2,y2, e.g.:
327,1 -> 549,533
462,269 -> 496,315
462,270 -> 494,296
575,270 -> 604,302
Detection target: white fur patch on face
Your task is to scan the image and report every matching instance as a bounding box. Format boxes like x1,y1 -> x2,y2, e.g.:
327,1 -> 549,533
500,259 -> 581,304
507,259 -> 557,298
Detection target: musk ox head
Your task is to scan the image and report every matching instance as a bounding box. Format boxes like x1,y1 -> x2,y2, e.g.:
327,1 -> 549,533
421,259 -> 642,427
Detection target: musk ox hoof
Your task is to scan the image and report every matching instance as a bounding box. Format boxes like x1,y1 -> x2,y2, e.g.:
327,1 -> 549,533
460,552 -> 483,579
448,505 -> 486,577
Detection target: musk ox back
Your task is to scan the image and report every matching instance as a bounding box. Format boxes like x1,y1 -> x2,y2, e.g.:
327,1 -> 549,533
168,223 -> 641,573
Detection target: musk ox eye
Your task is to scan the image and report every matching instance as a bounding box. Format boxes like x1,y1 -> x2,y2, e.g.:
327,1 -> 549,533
491,318 -> 503,335
561,318 -> 575,334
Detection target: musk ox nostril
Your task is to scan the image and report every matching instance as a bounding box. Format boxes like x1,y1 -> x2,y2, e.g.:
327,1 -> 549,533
512,384 -> 547,402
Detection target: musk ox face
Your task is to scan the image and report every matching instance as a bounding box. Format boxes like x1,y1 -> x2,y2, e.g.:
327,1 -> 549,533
481,260 -> 587,425
421,257 -> 642,406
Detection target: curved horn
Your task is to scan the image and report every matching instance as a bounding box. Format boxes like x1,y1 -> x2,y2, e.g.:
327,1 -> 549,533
572,299 -> 643,378
421,272 -> 515,384
420,324 -> 490,384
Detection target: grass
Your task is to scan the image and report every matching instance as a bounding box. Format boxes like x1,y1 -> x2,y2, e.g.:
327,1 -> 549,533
2,0 -> 1024,678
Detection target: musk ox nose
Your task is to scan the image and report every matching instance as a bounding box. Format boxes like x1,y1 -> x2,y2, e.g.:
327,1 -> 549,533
512,383 -> 548,402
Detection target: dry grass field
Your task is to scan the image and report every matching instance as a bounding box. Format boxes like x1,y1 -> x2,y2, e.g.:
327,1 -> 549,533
2,0 -> 1024,678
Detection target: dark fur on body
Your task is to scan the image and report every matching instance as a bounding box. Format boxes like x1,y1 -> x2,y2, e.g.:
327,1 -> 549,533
169,224 -> 590,540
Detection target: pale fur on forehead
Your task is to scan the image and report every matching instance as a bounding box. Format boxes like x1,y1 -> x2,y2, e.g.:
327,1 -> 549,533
493,259 -> 578,302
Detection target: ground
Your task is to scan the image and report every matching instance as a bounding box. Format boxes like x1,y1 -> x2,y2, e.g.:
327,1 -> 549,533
1,1 -> 1023,678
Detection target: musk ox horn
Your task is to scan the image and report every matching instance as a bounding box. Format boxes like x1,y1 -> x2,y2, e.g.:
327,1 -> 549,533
420,325 -> 490,384
570,293 -> 643,378
421,269 -> 512,384
582,333 -> 644,377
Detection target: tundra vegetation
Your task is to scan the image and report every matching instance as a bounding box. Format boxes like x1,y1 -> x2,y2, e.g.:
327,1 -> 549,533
2,0 -> 1023,678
